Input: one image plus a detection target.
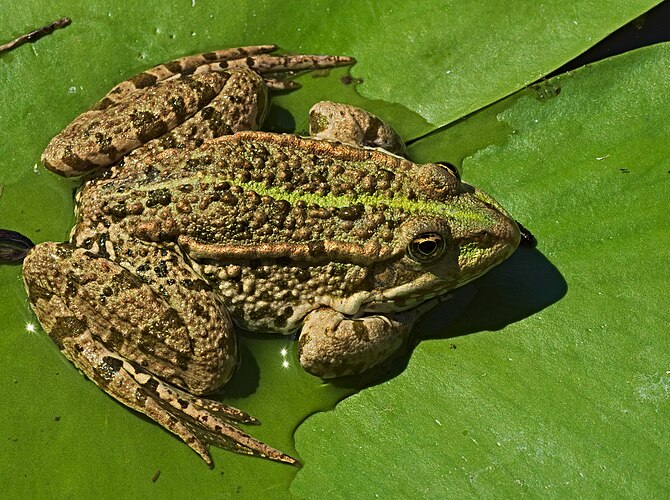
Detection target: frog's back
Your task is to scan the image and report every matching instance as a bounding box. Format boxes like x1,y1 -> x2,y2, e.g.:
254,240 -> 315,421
74,132 -> 462,256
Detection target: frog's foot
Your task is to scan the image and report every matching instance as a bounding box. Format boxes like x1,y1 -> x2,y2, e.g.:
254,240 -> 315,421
309,101 -> 407,156
100,45 -> 354,105
23,242 -> 298,467
66,333 -> 298,466
298,307 -> 417,378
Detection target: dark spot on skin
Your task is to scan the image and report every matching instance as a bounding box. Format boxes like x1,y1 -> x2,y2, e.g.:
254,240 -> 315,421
105,202 -> 127,220
165,61 -> 183,74
175,352 -> 190,371
92,97 -> 116,111
136,263 -> 151,274
94,132 -> 120,157
111,270 -> 143,291
146,188 -> 172,207
26,282 -> 54,303
106,327 -> 124,350
142,376 -> 160,393
179,278 -> 212,292
55,145 -> 97,172
96,233 -> 110,258
183,77 -> 220,108
98,356 -> 124,381
199,106 -> 231,137
160,134 -> 178,150
153,261 -> 168,278
218,60 -> 228,69
130,72 -> 159,89
50,316 -> 87,343
130,111 -> 169,143
134,387 -> 148,406
177,398 -> 189,409
245,57 -> 255,67
170,96 -> 188,121
338,204 -> 364,221
142,164 -> 160,182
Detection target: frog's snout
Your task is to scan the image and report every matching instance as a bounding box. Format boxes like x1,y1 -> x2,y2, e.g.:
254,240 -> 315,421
471,187 -> 522,252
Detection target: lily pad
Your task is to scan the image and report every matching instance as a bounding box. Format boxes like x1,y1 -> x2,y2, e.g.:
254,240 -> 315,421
0,0 -> 666,498
292,42 -> 670,497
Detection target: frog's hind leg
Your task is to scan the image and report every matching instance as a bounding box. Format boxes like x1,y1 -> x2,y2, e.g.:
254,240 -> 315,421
96,45 -> 279,108
124,68 -> 269,160
41,46 -> 354,177
127,49 -> 356,159
98,45 -> 353,106
22,242 -> 298,467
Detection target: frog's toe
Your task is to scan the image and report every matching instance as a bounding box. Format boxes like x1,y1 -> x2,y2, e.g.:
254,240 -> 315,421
117,360 -> 301,467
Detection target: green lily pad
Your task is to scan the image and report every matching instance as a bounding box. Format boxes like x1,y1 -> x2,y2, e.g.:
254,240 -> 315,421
292,43 -> 670,497
0,1 -> 666,498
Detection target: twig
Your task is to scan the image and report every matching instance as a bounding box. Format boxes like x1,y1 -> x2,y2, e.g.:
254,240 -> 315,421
0,17 -> 71,54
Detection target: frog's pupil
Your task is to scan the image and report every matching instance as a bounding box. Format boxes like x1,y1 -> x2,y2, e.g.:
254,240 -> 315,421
418,239 -> 437,255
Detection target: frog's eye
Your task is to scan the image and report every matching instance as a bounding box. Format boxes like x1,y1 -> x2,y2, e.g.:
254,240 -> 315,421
408,232 -> 445,263
436,161 -> 461,181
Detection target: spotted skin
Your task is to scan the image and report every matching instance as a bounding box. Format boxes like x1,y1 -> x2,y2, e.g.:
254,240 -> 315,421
24,46 -> 521,468
42,45 -> 354,176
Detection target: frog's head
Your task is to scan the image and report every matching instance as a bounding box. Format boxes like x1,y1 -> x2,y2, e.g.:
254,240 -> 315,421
364,162 -> 521,312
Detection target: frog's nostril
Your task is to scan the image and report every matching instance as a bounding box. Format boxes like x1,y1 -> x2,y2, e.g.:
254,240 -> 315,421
472,229 -> 495,247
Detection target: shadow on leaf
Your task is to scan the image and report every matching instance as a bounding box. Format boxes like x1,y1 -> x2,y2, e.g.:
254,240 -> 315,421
331,247 -> 566,390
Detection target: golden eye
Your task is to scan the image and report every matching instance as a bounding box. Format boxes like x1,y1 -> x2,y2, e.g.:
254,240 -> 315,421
408,232 -> 445,262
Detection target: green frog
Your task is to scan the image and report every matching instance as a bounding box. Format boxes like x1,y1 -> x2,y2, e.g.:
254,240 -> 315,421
22,45 -> 520,467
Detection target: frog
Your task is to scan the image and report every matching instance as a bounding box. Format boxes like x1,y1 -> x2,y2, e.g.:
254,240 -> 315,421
22,45 -> 521,467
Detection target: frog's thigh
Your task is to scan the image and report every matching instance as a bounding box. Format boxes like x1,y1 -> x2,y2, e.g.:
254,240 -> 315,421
309,101 -> 407,156
23,242 -> 296,466
298,307 -> 414,378
42,70 -> 236,176
24,241 -> 236,395
130,69 -> 268,160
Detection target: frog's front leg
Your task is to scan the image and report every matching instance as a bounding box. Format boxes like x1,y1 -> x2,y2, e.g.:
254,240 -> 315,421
298,307 -> 419,378
309,101 -> 407,156
22,241 -> 298,467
